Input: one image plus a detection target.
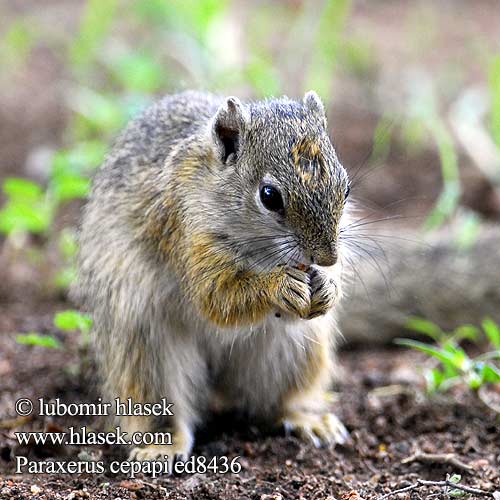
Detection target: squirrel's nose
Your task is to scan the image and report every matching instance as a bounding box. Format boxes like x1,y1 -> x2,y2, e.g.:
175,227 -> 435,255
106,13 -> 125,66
311,248 -> 338,267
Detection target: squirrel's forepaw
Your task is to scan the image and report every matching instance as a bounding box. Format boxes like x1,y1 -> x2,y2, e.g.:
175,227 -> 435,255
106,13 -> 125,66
276,267 -> 311,319
307,268 -> 338,319
280,411 -> 350,448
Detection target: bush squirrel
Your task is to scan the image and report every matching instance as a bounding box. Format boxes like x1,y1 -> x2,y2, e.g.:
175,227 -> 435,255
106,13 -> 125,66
75,90 -> 351,463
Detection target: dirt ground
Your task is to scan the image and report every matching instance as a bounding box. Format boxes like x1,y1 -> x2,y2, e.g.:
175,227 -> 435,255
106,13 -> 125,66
1,1 -> 500,499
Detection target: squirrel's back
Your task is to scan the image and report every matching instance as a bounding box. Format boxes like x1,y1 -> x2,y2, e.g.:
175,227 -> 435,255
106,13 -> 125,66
97,91 -> 221,184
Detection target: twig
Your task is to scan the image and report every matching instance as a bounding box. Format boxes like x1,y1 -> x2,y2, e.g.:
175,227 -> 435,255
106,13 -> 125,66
401,452 -> 474,473
378,478 -> 496,500
137,479 -> 168,496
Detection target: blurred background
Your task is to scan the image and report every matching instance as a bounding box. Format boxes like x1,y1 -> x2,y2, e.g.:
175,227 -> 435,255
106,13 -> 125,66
0,0 -> 499,325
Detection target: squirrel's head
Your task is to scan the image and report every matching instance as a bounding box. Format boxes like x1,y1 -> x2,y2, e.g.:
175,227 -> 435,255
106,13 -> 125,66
208,91 -> 350,269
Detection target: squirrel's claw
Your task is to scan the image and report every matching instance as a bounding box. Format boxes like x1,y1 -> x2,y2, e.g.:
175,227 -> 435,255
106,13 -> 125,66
280,411 -> 350,448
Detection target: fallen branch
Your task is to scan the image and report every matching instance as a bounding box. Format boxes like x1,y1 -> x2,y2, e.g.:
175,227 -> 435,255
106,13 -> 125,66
378,478 -> 497,500
401,452 -> 474,473
340,224 -> 500,344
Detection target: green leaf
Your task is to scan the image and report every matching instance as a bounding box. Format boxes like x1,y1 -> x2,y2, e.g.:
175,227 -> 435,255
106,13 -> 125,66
477,363 -> 500,384
466,370 -> 483,390
0,201 -> 52,235
16,333 -> 62,349
425,367 -> 445,392
448,474 -> 467,497
3,178 -> 43,201
489,55 -> 500,149
51,174 -> 90,202
405,317 -> 443,341
395,338 -> 459,371
54,311 -> 93,334
449,490 -> 466,498
452,324 -> 480,343
401,117 -> 428,153
442,342 -> 471,371
482,318 -> 500,349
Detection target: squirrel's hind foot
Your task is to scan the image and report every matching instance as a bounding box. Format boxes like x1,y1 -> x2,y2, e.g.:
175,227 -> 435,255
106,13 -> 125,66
280,411 -> 350,448
128,427 -> 193,474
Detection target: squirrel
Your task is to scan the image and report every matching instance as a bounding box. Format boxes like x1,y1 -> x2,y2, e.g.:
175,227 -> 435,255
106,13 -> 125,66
74,90 -> 352,464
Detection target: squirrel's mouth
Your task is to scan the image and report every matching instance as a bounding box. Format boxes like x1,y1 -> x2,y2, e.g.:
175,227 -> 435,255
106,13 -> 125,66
286,251 -> 311,270
293,262 -> 311,273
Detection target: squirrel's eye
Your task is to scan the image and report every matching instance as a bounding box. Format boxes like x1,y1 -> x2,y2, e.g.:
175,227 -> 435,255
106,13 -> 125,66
260,185 -> 284,212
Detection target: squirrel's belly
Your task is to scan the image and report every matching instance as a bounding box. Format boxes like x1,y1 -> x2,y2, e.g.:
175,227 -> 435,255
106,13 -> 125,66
200,311 -> 335,417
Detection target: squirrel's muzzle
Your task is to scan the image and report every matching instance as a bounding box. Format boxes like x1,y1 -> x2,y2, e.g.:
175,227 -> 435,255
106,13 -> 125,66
311,252 -> 337,267
309,244 -> 338,267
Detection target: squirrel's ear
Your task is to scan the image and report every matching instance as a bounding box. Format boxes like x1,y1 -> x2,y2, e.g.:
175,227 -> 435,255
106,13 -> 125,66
303,90 -> 327,128
211,96 -> 249,164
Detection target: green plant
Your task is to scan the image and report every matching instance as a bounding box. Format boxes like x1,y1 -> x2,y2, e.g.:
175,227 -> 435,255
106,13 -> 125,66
15,310 -> 93,351
0,135 -> 105,238
16,332 -> 62,350
489,55 -> 500,149
54,310 -> 93,345
402,74 -> 461,230
0,178 -> 54,235
396,317 -> 500,393
54,228 -> 79,289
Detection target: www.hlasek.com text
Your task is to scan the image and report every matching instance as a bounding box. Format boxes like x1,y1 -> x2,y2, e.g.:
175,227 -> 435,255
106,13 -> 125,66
16,426 -> 173,447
